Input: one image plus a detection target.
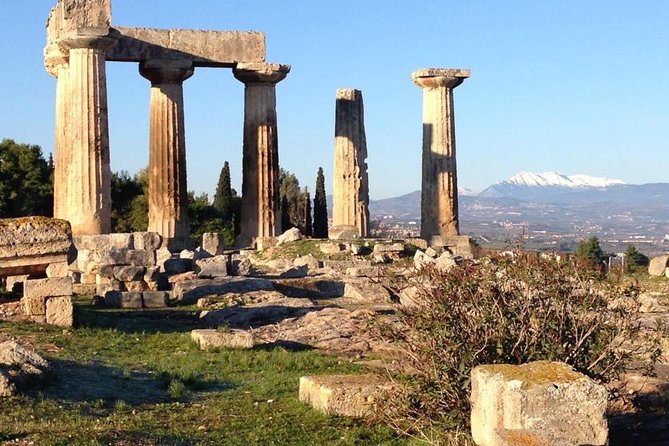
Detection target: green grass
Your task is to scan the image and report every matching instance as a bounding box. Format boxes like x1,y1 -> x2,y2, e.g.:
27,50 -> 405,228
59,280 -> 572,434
0,303 -> 406,445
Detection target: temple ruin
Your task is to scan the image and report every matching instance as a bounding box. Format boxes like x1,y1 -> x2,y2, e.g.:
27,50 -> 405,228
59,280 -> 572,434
331,89 -> 370,239
44,0 -> 290,247
412,68 -> 470,247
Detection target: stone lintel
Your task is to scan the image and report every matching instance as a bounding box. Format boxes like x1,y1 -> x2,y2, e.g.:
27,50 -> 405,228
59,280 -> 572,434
233,62 -> 291,84
108,27 -> 266,67
412,68 -> 471,89
58,27 -> 118,51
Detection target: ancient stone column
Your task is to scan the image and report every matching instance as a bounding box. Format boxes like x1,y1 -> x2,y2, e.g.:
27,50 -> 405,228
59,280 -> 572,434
331,89 -> 369,239
58,33 -> 117,235
233,62 -> 291,246
412,68 -> 470,243
140,60 -> 194,245
44,44 -> 70,221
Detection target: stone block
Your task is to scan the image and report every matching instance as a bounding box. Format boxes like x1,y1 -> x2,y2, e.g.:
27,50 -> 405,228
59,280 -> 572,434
97,264 -> 115,279
470,361 -> 608,446
23,296 -> 48,316
144,266 -> 160,282
75,233 -> 134,252
191,329 -> 254,350
173,277 -> 274,305
81,273 -> 97,285
164,258 -> 192,275
76,249 -> 97,274
125,281 -> 149,293
45,296 -> 74,327
344,281 -> 391,304
195,256 -> 229,278
180,249 -> 195,259
104,291 -> 143,309
46,262 -> 69,278
299,375 -> 393,418
648,255 -> 669,276
436,253 -> 459,272
142,291 -> 170,308
73,284 -> 97,296
373,243 -> 405,254
113,266 -> 146,282
5,275 -> 29,294
0,217 -> 72,260
96,249 -> 156,267
406,238 -> 429,251
279,266 -> 309,279
133,232 -> 162,251
319,242 -> 347,255
294,255 -> 322,270
231,257 -> 253,276
277,227 -> 302,245
23,277 -> 72,299
345,267 -> 383,278
156,247 -> 172,270
201,233 -> 226,256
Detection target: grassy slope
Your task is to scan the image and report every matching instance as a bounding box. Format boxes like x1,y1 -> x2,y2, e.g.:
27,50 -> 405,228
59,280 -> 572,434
0,302 -> 405,446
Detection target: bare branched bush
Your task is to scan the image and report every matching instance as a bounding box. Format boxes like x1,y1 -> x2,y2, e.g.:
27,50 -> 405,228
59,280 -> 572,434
377,254 -> 660,442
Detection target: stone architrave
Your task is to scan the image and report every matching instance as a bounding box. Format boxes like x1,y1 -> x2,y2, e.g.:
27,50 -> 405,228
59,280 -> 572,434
139,59 -> 194,243
57,31 -> 118,235
331,89 -> 369,239
412,68 -> 470,244
233,63 -> 291,246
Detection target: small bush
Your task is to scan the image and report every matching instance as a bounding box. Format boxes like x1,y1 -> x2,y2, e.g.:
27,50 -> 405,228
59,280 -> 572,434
378,254 -> 657,441
167,379 -> 187,398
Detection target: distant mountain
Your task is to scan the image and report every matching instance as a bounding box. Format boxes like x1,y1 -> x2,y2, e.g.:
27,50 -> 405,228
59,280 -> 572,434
480,171 -> 625,201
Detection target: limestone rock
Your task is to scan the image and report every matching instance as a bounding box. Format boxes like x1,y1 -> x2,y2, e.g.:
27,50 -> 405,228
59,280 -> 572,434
279,266 -> 309,279
104,291 -> 143,309
113,266 -> 146,282
649,255 -> 669,276
46,262 -> 69,278
0,341 -> 50,397
435,252 -> 459,272
201,233 -> 226,256
5,275 -> 29,294
142,291 -> 170,308
133,232 -> 162,251
200,295 -> 314,329
46,296 -> 74,327
413,250 -> 434,270
399,286 -> 421,309
173,277 -> 275,305
299,374 -> 393,418
277,227 -> 302,245
195,255 -> 229,278
23,277 -> 73,299
23,296 -> 48,317
180,249 -> 195,260
191,329 -> 254,350
344,281 -> 392,304
639,292 -> 663,313
125,280 -> 149,293
294,255 -> 322,270
168,271 -> 198,283
373,243 -> 404,255
75,234 -> 133,252
319,242 -> 346,255
470,361 -> 608,446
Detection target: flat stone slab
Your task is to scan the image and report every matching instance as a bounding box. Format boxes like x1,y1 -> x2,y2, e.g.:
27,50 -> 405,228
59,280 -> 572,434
23,277 -> 73,300
172,277 -> 275,305
299,374 -> 394,418
471,361 -> 608,446
191,329 -> 254,350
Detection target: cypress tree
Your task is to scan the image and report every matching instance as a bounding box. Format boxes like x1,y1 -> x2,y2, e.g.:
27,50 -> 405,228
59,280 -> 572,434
303,187 -> 313,237
313,167 -> 328,238
281,195 -> 292,232
213,161 -> 233,223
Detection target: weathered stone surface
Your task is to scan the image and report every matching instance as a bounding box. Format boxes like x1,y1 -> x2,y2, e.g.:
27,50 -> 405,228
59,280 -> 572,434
173,277 -> 275,305
273,278 -> 345,299
46,296 -> 74,327
345,267 -> 383,278
201,233 -> 226,256
470,361 -> 608,446
73,283 -> 97,295
399,286 -> 421,308
46,262 -> 69,278
5,275 -> 30,294
74,234 -> 133,251
168,271 -> 198,283
200,295 -> 314,329
412,68 -> 470,242
344,281 -> 391,304
113,266 -> 146,282
109,27 -> 266,67
142,291 -> 170,308
319,242 -> 346,255
639,292 -> 664,313
649,255 -> 669,276
23,277 -> 73,300
133,232 -> 162,251
104,291 -> 143,309
191,329 -> 254,350
294,255 -> 322,270
279,266 -> 309,279
96,249 -> 155,267
435,252 -> 458,272
23,296 -> 48,316
331,89 -> 369,239
413,249 -> 434,269
0,217 -> 72,277
373,243 -> 404,255
0,341 -> 50,397
156,247 -> 172,270
125,280 -> 149,293
232,257 -> 254,276
276,227 -> 302,246
180,249 -> 195,259
299,375 -> 393,418
195,256 -> 229,278
163,258 -> 192,275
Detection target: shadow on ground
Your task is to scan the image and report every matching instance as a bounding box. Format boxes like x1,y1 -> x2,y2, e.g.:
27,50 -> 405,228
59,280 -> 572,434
76,305 -> 202,334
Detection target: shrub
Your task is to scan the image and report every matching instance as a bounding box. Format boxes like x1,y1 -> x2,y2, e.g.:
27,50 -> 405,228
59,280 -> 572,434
378,254 -> 657,441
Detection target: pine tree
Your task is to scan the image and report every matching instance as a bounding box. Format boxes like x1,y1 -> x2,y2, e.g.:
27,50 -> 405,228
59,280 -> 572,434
213,161 -> 233,223
303,187 -> 313,237
313,167 -> 328,238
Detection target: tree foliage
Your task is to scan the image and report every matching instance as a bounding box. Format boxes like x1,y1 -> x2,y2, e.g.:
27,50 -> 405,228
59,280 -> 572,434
0,139 -> 53,218
575,236 -> 606,266
279,168 -> 304,232
313,167 -> 328,238
303,187 -> 312,237
624,244 -> 649,271
213,161 -> 233,223
111,169 -> 148,232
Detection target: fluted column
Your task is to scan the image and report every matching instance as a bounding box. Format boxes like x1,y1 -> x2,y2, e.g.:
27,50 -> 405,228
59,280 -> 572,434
140,60 -> 194,244
412,68 -> 470,243
58,34 -> 116,235
44,44 -> 70,221
233,62 -> 290,246
332,89 -> 369,238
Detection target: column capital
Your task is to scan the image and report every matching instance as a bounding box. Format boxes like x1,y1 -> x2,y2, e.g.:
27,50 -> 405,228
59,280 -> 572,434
140,59 -> 195,85
58,28 -> 117,52
412,68 -> 471,89
44,44 -> 69,77
233,62 -> 291,85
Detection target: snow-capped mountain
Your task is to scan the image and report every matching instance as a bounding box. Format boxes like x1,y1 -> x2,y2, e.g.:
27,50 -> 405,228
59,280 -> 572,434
479,172 -> 625,200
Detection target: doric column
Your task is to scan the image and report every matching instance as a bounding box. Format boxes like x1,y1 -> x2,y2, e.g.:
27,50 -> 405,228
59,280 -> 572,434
58,33 -> 117,235
233,62 -> 291,246
412,68 -> 470,243
332,89 -> 369,239
140,60 -> 194,244
44,44 -> 70,221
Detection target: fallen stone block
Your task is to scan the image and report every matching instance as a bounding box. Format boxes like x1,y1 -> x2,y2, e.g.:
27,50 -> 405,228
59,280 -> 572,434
5,275 -> 30,294
74,233 -> 134,252
113,266 -> 146,282
132,232 -> 162,251
470,361 -> 608,446
319,242 -> 346,255
299,374 -> 394,418
344,281 -> 392,304
46,296 -> 74,327
142,291 -> 170,308
164,258 -> 192,275
277,227 -> 302,245
294,255 -> 322,270
104,291 -> 143,309
202,233 -> 226,256
23,277 -> 72,299
0,341 -> 50,397
279,266 -> 309,279
191,329 -> 254,350
46,262 -> 69,278
195,255 -> 229,278
649,255 -> 669,276
345,266 -> 383,278
172,277 -> 275,305
73,284 -> 97,296
372,242 -> 404,255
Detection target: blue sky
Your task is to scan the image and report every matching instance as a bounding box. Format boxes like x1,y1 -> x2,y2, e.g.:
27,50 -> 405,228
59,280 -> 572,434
1,1 -> 668,199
